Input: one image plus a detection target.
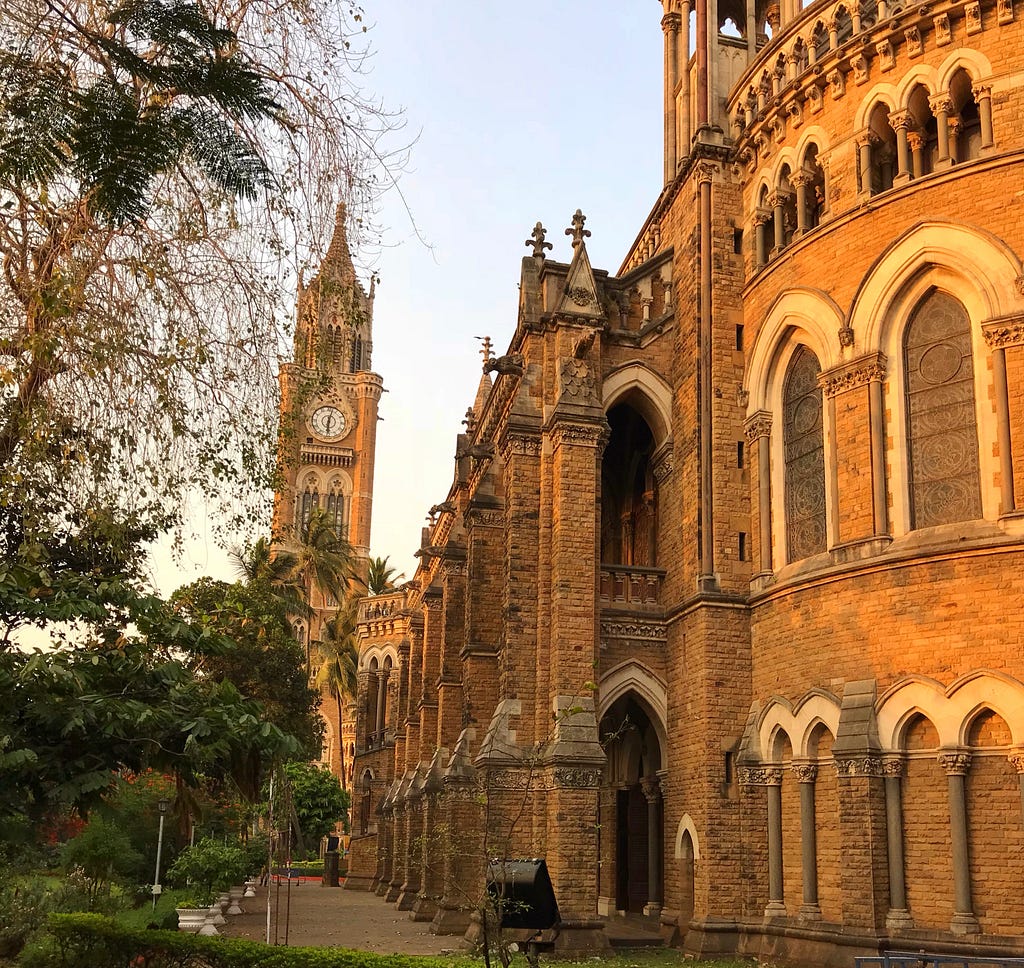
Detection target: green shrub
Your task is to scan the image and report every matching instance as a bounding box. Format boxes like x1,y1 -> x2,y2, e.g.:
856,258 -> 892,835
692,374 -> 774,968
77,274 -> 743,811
166,838 -> 248,902
0,877 -> 50,959
26,913 -> 476,968
60,819 -> 141,911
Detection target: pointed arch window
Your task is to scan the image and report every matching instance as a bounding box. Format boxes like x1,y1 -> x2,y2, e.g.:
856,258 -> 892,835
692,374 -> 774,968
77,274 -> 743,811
325,482 -> 347,540
904,291 -> 981,528
783,346 -> 827,561
297,484 -> 320,534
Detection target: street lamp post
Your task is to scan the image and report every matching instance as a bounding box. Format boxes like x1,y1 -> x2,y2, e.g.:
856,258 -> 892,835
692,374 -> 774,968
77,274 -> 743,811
152,797 -> 170,911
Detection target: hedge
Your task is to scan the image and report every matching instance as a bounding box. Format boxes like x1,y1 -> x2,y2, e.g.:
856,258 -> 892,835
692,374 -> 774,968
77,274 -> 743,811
22,913 -> 474,968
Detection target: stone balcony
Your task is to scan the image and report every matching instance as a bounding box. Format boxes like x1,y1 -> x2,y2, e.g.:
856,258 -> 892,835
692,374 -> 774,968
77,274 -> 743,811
599,564 -> 665,611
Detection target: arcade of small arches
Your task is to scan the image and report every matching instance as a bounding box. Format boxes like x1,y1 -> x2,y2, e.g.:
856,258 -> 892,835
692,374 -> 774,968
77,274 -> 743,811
749,52 -> 994,269
736,671 -> 1024,934
359,649 -> 396,752
301,317 -> 370,373
743,223 -> 1022,572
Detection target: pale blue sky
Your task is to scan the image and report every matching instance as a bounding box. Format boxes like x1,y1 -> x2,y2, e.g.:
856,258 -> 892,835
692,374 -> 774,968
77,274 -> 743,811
152,2 -> 664,591
368,2 -> 664,581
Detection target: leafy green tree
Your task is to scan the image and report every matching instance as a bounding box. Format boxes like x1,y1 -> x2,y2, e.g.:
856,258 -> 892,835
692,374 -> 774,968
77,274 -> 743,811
367,555 -> 404,595
0,516 -> 301,822
166,837 -> 249,904
170,577 -> 324,758
284,761 -> 350,843
0,0 -> 403,536
314,601 -> 360,790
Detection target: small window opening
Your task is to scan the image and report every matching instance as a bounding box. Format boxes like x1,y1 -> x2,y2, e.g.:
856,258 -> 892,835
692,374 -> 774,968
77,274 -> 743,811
735,324 -> 744,350
737,441 -> 745,468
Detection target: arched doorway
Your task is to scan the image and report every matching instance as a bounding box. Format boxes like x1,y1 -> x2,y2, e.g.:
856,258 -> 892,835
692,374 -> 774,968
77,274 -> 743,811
601,694 -> 664,914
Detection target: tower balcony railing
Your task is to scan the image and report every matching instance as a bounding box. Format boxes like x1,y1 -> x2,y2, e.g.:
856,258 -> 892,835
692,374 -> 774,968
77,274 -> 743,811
599,565 -> 665,610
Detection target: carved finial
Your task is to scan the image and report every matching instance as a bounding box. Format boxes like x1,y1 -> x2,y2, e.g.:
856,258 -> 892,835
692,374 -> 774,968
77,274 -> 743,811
525,222 -> 553,259
463,407 -> 477,433
474,335 -> 494,362
565,209 -> 592,248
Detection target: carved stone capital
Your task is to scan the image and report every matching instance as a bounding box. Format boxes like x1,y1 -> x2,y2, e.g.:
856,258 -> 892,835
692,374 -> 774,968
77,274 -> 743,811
640,775 -> 662,801
888,109 -> 915,132
549,421 -> 608,449
971,81 -> 992,99
938,750 -> 972,775
441,558 -> 467,579
744,410 -> 773,442
929,93 -> 954,115
661,12 -> 682,33
881,755 -> 906,778
695,163 -> 717,185
792,762 -> 818,784
855,129 -> 880,149
982,315 -> 1024,349
818,352 -> 887,397
766,190 -> 790,210
752,208 -> 773,228
789,170 -> 813,189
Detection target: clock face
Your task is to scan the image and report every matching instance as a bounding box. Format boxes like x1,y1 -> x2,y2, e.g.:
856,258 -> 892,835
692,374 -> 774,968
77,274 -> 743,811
310,405 -> 347,440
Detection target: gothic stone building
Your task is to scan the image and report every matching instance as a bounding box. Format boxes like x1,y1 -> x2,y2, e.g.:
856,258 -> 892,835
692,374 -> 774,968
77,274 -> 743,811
340,0 -> 1024,963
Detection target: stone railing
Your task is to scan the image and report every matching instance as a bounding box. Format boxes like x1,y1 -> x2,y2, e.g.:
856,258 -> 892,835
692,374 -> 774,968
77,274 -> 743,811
599,565 -> 665,609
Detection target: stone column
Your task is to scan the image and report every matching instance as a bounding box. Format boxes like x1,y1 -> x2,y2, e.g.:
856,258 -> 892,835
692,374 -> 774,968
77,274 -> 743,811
680,0 -> 693,153
745,0 -> 756,55
753,210 -> 771,268
663,12 -> 682,184
938,750 -> 980,935
973,82 -> 994,149
929,95 -> 953,167
1008,749 -> 1024,823
641,776 -> 663,917
375,670 -> 388,737
697,163 -> 717,590
890,111 -> 913,184
983,324 -> 1018,515
856,132 -> 877,195
793,763 -> 821,920
907,130 -> 924,179
868,359 -> 889,536
767,190 -> 788,254
744,411 -> 773,579
760,768 -> 786,918
790,170 -> 812,237
948,117 -> 963,164
882,756 -> 913,929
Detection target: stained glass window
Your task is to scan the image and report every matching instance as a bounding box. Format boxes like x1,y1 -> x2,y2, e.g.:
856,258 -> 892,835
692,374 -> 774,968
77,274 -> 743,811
904,291 -> 981,528
784,346 -> 827,561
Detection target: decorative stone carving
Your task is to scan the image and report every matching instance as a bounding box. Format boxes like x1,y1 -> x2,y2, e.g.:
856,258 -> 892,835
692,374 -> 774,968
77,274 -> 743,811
465,507 -> 504,528
739,766 -> 783,787
600,620 -> 668,643
838,324 -> 855,347
851,53 -> 870,84
933,12 -> 952,43
567,286 -> 595,307
997,0 -> 1013,24
792,763 -> 818,783
938,750 -> 972,775
559,358 -> 598,401
501,433 -> 542,458
1008,750 -> 1024,774
827,68 -> 846,99
818,352 -> 887,397
875,38 -> 896,71
744,410 -> 773,442
565,208 -> 592,248
441,558 -> 467,579
834,756 -> 883,777
881,756 -> 906,777
695,163 -> 717,186
652,451 -> 674,484
965,1 -> 982,31
554,768 -> 603,789
889,109 -> 914,133
787,99 -> 804,127
983,317 -> 1024,348
488,769 -> 533,792
525,222 -> 553,259
806,84 -> 824,113
483,353 -> 525,377
929,93 -> 954,116
640,776 -> 662,801
903,25 -> 923,56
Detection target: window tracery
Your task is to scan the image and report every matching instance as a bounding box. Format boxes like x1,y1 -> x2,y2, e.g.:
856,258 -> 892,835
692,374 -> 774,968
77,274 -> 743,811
783,346 -> 827,561
903,291 -> 982,529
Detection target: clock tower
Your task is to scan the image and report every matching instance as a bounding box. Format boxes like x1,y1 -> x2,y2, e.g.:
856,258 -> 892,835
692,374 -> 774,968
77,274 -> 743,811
276,202 -> 382,581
